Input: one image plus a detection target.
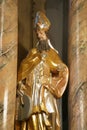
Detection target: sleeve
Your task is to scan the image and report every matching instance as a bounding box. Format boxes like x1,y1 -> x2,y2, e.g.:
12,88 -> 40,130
45,63 -> 69,98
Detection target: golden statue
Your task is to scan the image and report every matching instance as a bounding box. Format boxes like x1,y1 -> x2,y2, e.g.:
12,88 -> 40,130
15,11 -> 69,130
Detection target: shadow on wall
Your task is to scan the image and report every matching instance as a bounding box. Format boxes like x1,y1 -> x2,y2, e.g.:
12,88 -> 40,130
46,0 -> 63,58
62,0 -> 69,130
18,43 -> 28,68
18,0 -> 33,67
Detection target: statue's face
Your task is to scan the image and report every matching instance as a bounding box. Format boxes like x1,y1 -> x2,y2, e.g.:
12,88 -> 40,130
36,29 -> 47,40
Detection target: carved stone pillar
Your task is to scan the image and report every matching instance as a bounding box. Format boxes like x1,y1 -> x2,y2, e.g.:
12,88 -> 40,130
68,0 -> 87,129
0,0 -> 18,129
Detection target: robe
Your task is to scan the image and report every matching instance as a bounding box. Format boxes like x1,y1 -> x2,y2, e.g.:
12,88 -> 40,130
17,47 -> 69,130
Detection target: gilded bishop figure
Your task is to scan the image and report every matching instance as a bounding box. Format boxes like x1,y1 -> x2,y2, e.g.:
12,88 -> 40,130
15,11 -> 69,130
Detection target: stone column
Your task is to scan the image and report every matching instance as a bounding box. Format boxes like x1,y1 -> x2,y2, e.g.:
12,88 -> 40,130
68,0 -> 87,130
0,0 -> 18,129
